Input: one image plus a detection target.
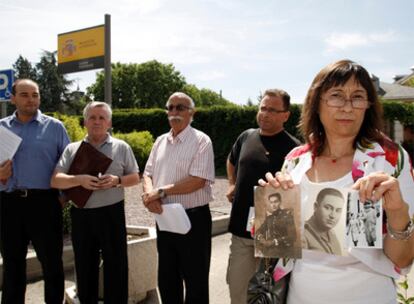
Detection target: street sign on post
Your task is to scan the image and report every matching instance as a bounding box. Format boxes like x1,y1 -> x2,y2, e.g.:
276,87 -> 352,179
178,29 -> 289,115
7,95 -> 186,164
57,25 -> 105,74
0,69 -> 14,102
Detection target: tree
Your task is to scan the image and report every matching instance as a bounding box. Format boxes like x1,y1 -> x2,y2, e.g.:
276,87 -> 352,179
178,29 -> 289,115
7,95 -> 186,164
182,84 -> 202,106
35,50 -> 73,112
87,60 -> 233,108
182,84 -> 232,107
87,60 -> 186,108
257,92 -> 263,103
13,55 -> 37,80
198,88 -> 231,106
246,97 -> 254,106
136,60 -> 186,108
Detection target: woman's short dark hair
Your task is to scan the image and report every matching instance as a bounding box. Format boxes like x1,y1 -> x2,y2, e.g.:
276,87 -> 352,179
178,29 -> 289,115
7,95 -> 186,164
299,59 -> 383,155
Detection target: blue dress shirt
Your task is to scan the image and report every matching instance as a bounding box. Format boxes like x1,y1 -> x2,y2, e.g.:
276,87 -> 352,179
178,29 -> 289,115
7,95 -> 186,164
0,110 -> 70,191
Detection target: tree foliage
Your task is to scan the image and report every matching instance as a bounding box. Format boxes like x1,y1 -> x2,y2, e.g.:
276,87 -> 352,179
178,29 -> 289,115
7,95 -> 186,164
182,84 -> 232,107
13,55 -> 37,80
87,60 -> 186,108
87,60 -> 232,108
35,50 -> 73,112
12,51 -> 76,113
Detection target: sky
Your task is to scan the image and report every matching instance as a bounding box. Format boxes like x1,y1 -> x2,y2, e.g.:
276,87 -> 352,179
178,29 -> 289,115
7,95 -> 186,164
1,0 -> 413,105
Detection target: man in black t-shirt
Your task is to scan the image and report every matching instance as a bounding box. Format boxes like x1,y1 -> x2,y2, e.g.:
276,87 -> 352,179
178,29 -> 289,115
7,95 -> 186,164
225,89 -> 300,304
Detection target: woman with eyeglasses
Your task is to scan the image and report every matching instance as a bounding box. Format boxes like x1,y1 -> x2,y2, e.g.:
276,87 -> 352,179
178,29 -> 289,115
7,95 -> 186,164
260,59 -> 414,303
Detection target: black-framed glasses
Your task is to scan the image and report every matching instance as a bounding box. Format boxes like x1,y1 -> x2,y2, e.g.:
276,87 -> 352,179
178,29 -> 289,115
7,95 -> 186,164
165,104 -> 191,112
324,93 -> 370,109
259,106 -> 287,114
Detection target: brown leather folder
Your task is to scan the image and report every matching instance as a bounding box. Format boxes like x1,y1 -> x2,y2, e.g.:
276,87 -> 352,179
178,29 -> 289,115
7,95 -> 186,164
63,141 -> 113,208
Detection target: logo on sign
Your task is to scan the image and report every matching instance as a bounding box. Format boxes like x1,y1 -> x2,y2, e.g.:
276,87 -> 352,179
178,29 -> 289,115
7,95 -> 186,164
0,70 -> 14,101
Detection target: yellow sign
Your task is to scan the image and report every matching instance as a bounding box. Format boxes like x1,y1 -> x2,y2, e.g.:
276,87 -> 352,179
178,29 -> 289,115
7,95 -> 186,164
58,25 -> 105,64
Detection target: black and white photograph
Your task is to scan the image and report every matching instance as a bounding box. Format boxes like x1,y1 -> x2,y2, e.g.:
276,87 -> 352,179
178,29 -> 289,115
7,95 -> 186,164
254,185 -> 301,259
346,191 -> 383,248
302,184 -> 348,256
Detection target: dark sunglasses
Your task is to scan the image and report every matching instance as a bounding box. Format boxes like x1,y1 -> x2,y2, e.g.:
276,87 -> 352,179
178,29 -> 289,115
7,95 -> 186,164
165,104 -> 191,112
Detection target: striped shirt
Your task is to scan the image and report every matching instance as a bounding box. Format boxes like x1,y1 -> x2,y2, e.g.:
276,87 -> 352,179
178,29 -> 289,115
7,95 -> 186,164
144,125 -> 215,209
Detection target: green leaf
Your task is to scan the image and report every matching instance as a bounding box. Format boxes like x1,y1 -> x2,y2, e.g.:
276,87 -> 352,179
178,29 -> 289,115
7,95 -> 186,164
399,280 -> 409,290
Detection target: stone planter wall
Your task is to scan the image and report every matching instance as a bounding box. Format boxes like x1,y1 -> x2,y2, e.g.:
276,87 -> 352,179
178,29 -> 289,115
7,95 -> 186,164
65,225 -> 158,303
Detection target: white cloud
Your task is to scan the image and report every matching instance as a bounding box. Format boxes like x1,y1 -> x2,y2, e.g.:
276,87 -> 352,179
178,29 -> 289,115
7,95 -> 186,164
325,33 -> 368,51
324,30 -> 396,52
194,70 -> 226,81
117,0 -> 162,15
368,31 -> 396,43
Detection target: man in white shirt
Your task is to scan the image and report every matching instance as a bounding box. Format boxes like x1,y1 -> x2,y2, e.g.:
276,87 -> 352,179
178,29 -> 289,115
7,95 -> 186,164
142,92 -> 215,304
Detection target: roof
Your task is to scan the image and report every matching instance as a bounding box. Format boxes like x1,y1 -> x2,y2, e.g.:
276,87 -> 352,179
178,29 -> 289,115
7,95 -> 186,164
393,66 -> 414,85
379,82 -> 414,101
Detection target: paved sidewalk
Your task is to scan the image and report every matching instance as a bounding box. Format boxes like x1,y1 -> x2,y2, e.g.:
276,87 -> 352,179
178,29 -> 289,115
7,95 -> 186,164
0,178 -> 233,303
17,233 -> 232,304
6,231 -> 414,303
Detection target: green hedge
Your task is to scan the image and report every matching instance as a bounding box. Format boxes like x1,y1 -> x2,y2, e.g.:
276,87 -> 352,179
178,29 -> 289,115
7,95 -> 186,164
382,101 -> 414,125
110,105 -> 302,175
55,101 -> 414,175
113,131 -> 154,171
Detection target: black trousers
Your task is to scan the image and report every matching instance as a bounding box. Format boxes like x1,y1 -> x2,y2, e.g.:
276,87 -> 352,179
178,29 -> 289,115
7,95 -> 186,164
71,201 -> 128,304
0,190 -> 64,304
157,204 -> 212,304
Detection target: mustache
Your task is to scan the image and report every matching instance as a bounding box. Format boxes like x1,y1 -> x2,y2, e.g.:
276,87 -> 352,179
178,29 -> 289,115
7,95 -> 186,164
168,116 -> 184,121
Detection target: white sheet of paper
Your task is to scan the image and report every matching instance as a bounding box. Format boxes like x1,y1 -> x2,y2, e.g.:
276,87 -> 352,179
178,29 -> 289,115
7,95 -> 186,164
0,126 -> 22,163
246,206 -> 255,232
154,203 -> 192,234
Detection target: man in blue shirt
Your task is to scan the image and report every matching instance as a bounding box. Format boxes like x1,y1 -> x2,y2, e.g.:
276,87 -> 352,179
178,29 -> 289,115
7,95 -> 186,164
0,79 -> 70,304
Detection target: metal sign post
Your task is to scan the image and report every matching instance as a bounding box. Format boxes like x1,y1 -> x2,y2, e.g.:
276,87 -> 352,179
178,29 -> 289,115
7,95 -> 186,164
104,14 -> 112,106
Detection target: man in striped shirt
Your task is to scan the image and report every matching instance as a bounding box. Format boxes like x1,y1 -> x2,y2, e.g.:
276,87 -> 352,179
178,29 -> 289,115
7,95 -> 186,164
142,92 -> 215,304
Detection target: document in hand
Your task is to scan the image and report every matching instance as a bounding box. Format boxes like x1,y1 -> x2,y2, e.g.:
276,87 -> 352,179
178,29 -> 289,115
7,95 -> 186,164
154,203 -> 192,234
63,141 -> 113,208
0,126 -> 22,163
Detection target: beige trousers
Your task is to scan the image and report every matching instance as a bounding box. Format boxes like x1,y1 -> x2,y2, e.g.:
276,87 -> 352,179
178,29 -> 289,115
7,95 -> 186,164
226,234 -> 259,304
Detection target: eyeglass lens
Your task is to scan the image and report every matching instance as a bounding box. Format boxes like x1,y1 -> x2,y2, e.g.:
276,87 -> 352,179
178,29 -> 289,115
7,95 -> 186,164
166,104 -> 189,111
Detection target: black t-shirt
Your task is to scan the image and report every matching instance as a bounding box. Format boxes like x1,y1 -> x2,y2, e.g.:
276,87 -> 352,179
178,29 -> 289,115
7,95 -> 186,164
228,128 -> 300,238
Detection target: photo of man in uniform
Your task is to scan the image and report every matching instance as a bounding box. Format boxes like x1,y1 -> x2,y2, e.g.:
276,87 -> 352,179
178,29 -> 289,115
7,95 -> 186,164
346,195 -> 382,248
255,192 -> 298,258
347,212 -> 361,246
361,201 -> 379,247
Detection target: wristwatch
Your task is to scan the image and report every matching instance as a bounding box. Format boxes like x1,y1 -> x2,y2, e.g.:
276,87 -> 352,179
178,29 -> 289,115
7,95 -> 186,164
157,188 -> 167,198
116,176 -> 122,188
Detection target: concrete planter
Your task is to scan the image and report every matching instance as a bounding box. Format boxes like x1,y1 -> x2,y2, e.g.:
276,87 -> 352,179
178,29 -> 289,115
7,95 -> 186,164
65,225 -> 158,304
124,226 -> 158,302
0,244 -> 75,289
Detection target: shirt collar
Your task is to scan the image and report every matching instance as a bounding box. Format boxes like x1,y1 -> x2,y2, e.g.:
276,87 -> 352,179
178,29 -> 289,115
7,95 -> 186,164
306,218 -> 332,243
84,133 -> 112,147
11,109 -> 42,124
167,124 -> 192,143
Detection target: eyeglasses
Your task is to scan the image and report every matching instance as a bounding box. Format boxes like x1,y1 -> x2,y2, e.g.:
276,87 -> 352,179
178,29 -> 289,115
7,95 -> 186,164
165,104 -> 191,112
324,93 -> 370,109
259,106 -> 287,114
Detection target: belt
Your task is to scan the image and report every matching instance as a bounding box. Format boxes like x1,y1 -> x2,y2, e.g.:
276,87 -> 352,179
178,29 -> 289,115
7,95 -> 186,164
3,189 -> 56,198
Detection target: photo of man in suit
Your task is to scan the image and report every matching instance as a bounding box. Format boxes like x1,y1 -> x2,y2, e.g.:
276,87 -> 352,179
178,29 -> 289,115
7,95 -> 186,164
303,188 -> 345,255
